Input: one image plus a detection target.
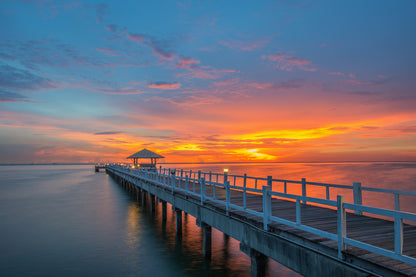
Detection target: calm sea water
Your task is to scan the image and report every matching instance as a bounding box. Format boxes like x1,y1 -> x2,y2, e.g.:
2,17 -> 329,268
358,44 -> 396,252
0,163 -> 415,276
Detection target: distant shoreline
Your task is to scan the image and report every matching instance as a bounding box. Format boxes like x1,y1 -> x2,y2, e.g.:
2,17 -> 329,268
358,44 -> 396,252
1,161 -> 415,166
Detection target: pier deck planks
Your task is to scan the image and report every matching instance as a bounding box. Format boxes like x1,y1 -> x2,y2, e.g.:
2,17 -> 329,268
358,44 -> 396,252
113,169 -> 416,276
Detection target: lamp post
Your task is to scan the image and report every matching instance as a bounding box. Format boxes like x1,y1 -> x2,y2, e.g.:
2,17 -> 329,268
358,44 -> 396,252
223,168 -> 229,184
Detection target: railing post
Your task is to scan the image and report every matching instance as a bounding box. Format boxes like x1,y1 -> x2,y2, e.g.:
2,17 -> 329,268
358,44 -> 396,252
263,185 -> 271,231
201,178 -> 205,205
198,170 -> 201,183
301,178 -> 307,204
394,193 -> 400,211
226,181 -> 230,216
181,169 -> 183,178
267,176 -> 272,190
353,182 -> 363,215
171,174 -> 175,194
394,211 -> 403,255
296,199 -> 301,225
212,172 -> 216,199
337,195 -> 346,259
185,175 -> 189,197
326,185 -> 330,200
243,173 -> 247,209
224,171 -> 228,185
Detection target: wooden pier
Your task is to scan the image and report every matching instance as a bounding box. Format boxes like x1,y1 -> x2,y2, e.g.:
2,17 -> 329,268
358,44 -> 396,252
105,165 -> 416,277
94,163 -> 107,172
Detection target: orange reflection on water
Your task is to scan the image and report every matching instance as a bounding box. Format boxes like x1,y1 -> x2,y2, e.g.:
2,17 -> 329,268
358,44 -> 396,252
133,192 -> 299,276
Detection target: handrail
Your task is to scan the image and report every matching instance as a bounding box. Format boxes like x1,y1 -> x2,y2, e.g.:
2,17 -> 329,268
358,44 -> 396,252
106,165 -> 416,267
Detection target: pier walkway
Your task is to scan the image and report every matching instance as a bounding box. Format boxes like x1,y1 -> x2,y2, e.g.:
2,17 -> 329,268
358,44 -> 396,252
106,165 -> 416,277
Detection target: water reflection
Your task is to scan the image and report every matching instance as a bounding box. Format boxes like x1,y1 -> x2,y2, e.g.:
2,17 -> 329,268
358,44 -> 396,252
124,189 -> 300,277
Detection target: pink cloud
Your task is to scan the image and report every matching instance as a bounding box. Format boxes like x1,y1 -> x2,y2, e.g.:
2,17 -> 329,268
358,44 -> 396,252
262,51 -> 317,72
349,73 -> 356,79
176,56 -> 200,69
127,33 -> 146,42
148,82 -> 181,90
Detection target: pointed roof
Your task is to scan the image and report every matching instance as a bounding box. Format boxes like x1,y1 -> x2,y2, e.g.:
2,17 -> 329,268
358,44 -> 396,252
127,148 -> 164,159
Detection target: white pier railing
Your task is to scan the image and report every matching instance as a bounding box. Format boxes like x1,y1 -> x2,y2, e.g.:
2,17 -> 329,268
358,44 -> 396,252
108,165 -> 416,267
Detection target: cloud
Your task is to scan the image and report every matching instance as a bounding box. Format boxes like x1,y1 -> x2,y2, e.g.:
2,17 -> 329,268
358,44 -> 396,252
0,39 -> 112,70
262,51 -> 317,72
93,86 -> 145,95
0,90 -> 28,102
94,131 -> 124,135
219,38 -> 269,51
0,65 -> 58,91
95,3 -> 109,23
177,67 -> 235,79
347,80 -> 374,86
328,72 -> 345,76
175,55 -> 234,79
96,47 -> 118,56
176,56 -> 200,69
105,24 -> 119,33
148,82 -> 181,90
127,33 -> 174,60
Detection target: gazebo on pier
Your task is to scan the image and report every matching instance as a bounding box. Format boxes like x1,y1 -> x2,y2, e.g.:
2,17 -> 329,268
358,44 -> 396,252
127,149 -> 164,170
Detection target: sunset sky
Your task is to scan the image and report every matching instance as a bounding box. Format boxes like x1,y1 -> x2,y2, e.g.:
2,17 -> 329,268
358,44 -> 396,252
1,0 -> 416,163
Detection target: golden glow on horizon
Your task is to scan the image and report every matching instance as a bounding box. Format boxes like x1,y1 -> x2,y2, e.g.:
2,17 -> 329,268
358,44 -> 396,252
233,148 -> 276,160
1,109 -> 415,163
229,127 -> 346,141
175,144 -> 204,151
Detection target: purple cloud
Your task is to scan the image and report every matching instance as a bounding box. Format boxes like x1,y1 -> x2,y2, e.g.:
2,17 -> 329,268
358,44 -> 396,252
0,65 -> 58,91
0,90 -> 28,102
148,81 -> 181,90
94,131 -> 124,135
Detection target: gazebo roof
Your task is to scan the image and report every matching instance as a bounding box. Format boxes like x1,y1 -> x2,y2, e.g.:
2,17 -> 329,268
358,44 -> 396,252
127,148 -> 164,159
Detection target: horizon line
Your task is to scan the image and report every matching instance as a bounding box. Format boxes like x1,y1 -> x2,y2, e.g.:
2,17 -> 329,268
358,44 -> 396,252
1,160 -> 415,166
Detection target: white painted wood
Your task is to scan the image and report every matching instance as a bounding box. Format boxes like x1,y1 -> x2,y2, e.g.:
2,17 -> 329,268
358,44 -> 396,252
302,178 -> 307,204
226,181 -> 230,216
395,193 -> 400,211
353,182 -> 363,215
296,199 -> 301,225
263,185 -> 271,231
337,195 -> 346,259
201,178 -> 205,205
243,173 -> 247,209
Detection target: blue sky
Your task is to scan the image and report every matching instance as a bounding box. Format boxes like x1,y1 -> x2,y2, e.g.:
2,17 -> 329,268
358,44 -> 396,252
1,0 -> 416,163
